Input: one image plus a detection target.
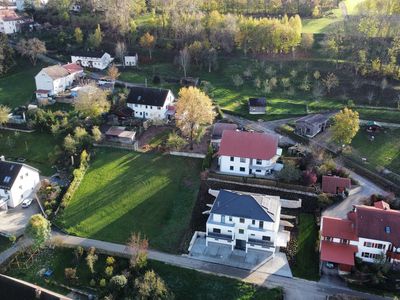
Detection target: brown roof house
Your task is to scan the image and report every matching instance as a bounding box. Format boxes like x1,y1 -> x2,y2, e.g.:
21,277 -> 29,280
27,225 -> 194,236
322,176 -> 351,195
248,97 -> 266,115
210,123 -> 238,149
295,113 -> 330,138
105,126 -> 136,144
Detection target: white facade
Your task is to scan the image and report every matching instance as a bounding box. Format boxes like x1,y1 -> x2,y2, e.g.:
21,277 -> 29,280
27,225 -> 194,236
218,149 -> 282,177
0,18 -> 19,34
356,238 -> 392,263
127,90 -> 175,120
71,52 -> 113,70
0,165 -> 40,208
124,54 -> 138,67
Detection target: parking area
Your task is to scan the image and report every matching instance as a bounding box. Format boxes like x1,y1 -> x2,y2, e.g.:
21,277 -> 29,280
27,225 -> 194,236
188,235 -> 292,278
0,201 -> 39,237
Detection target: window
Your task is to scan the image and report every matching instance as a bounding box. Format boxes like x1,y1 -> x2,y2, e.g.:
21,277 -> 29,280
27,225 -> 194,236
3,176 -> 11,183
228,230 -> 232,233
262,236 -> 271,241
251,234 -> 255,236
135,104 -> 138,107
252,220 -> 255,225
229,216 -> 232,222
139,112 -> 142,116
239,229 -> 244,234
259,221 -> 264,229
145,105 -> 148,109
256,170 -> 262,173
230,166 -> 234,171
385,226 -> 391,234
213,228 -> 221,234
256,159 -> 262,165
239,218 -> 245,223
239,167 -> 245,172
341,239 -> 349,244
364,242 -> 372,248
230,157 -> 234,162
325,237 -> 333,241
240,157 -> 246,163
158,107 -> 161,110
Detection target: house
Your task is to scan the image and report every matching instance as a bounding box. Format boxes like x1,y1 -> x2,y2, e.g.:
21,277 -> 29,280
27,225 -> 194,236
126,87 -> 175,120
210,123 -> 238,149
218,130 -> 282,176
0,158 -> 40,208
322,176 -> 351,195
295,113 -> 330,138
0,9 -> 29,34
124,54 -> 138,67
248,97 -> 266,115
205,190 -> 289,253
320,201 -> 400,274
105,126 -> 136,144
34,63 -> 84,99
71,51 -> 113,70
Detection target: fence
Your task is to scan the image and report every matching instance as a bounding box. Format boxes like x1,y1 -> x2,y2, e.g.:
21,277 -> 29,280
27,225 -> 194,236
169,151 -> 206,159
94,141 -> 138,151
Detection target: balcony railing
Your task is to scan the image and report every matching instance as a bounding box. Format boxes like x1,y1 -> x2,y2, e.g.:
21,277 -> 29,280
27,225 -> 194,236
247,225 -> 266,232
207,231 -> 233,242
207,219 -> 235,227
247,238 -> 274,248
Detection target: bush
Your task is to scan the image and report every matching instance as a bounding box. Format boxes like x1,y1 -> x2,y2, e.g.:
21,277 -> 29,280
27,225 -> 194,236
105,265 -> 113,278
166,131 -> 187,151
99,278 -> 106,288
89,279 -> 96,287
65,268 -> 77,281
277,161 -> 301,183
202,145 -> 214,170
317,193 -> 333,208
134,270 -> 173,300
301,170 -> 317,186
106,256 -> 115,266
9,235 -> 16,243
109,275 -> 127,291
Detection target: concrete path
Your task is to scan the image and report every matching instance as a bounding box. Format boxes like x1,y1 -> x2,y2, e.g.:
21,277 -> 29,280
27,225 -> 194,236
52,234 -> 385,300
0,238 -> 32,266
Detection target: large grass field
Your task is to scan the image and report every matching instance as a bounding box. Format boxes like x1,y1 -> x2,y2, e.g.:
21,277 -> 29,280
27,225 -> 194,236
0,130 -> 59,176
291,214 -> 320,281
58,149 -> 202,253
6,247 -> 283,299
0,60 -> 43,108
351,128 -> 400,174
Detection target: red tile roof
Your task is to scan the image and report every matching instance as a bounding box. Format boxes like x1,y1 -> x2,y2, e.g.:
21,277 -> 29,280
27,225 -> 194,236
355,205 -> 400,247
218,130 -> 278,160
62,63 -> 83,73
374,200 -> 390,210
320,240 -> 357,266
322,176 -> 351,194
321,217 -> 358,241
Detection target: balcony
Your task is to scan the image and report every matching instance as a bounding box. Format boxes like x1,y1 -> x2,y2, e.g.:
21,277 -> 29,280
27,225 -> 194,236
208,219 -> 235,227
247,225 -> 266,232
247,238 -> 274,248
207,231 -> 233,242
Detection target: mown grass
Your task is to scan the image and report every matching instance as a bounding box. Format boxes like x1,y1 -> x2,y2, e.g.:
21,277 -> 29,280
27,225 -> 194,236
0,236 -> 12,253
58,149 -> 202,253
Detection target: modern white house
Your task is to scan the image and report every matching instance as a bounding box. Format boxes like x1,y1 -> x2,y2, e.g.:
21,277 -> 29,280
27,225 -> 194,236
124,54 -> 138,67
320,201 -> 400,274
0,9 -> 29,34
0,158 -> 40,208
218,130 -> 283,176
71,51 -> 113,70
205,189 -> 289,253
126,87 -> 175,120
34,63 -> 84,99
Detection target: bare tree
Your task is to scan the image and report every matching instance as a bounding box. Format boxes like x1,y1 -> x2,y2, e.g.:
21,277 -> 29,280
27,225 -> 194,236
16,38 -> 46,65
178,47 -> 190,78
115,41 -> 127,66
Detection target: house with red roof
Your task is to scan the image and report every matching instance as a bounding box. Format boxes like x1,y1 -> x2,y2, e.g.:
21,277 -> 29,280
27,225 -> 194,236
0,9 -> 31,34
218,131 -> 282,176
320,201 -> 400,274
322,176 -> 351,195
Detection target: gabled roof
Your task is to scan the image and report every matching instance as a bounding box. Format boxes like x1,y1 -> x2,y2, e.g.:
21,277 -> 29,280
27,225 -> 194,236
39,65 -> 70,80
322,176 -> 351,194
126,87 -> 171,107
105,126 -> 135,139
0,161 -> 23,190
218,130 -> 279,160
71,51 -> 109,58
62,63 -> 83,73
296,113 -> 330,125
210,190 -> 280,222
211,123 -> 238,140
0,10 -> 21,21
320,240 -> 357,266
321,216 -> 358,241
355,204 -> 400,247
248,97 -> 266,107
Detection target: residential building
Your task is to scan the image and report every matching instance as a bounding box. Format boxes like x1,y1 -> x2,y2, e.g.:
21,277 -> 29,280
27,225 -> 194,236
0,9 -> 29,34
126,87 -> 175,120
322,176 -> 351,195
105,126 -> 136,144
0,158 -> 40,208
295,113 -> 330,138
34,63 -> 84,99
205,189 -> 289,253
320,201 -> 400,274
210,123 -> 238,149
248,97 -> 266,115
124,54 -> 138,67
71,51 -> 113,70
218,130 -> 282,176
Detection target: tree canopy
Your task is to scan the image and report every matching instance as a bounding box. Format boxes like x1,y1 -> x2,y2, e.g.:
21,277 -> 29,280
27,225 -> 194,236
331,108 -> 360,145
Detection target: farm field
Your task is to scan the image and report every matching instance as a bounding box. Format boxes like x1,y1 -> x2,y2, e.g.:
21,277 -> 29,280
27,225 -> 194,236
58,149 -> 202,253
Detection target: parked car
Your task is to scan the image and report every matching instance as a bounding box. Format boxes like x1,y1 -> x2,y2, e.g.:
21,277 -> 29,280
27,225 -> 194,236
21,198 -> 33,208
326,262 -> 336,269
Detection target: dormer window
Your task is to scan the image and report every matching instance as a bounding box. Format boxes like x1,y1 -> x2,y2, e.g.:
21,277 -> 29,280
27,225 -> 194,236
3,176 -> 11,183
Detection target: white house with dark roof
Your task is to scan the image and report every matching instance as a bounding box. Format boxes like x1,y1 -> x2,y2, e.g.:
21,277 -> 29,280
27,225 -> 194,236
126,87 -> 175,120
34,63 -> 84,99
218,130 -> 283,176
71,51 -> 113,70
0,158 -> 40,208
205,190 -> 289,253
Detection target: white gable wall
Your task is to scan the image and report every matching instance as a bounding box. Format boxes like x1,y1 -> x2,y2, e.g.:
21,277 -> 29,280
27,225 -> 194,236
8,165 -> 40,208
127,90 -> 175,120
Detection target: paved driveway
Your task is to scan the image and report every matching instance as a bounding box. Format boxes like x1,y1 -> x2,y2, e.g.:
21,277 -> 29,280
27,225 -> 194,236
0,202 -> 39,237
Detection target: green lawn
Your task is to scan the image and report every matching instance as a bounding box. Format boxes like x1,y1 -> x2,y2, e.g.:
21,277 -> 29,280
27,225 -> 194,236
0,236 -> 12,253
58,149 -> 201,253
0,61 -> 43,108
6,247 -> 282,300
0,130 -> 60,176
291,214 -> 320,281
351,128 -> 400,173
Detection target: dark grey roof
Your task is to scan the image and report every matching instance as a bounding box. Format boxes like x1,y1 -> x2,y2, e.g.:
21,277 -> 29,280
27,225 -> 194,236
210,190 -> 279,222
248,97 -> 266,107
72,50 -> 108,58
0,161 -> 22,190
212,123 -> 238,140
296,113 -> 330,125
127,87 -> 171,107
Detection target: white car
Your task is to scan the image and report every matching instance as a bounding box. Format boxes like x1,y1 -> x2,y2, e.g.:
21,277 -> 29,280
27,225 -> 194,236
21,198 -> 33,208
